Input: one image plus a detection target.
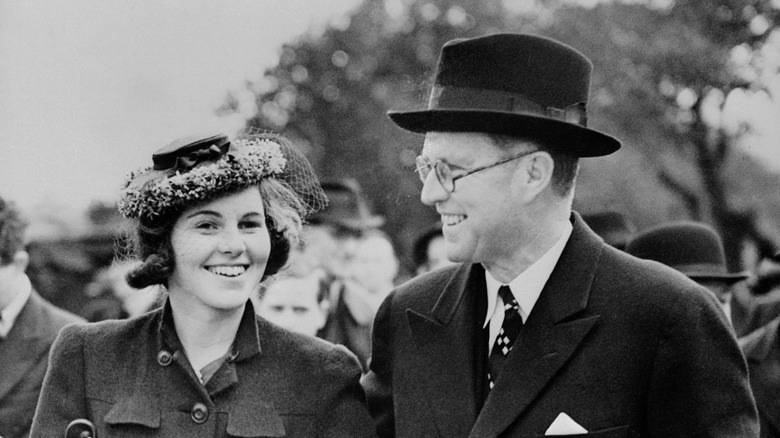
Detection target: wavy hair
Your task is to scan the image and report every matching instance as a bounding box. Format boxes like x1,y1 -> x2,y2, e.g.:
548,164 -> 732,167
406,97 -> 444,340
124,178 -> 303,289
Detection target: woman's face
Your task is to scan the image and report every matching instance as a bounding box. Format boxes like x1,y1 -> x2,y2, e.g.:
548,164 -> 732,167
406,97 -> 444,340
168,187 -> 271,314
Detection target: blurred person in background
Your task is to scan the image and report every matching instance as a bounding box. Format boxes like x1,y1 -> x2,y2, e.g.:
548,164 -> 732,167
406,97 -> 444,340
0,195 -> 84,438
411,223 -> 455,275
254,268 -> 330,337
625,221 -> 751,328
303,177 -> 387,369
320,230 -> 399,370
82,259 -> 162,321
739,308 -> 780,438
31,132 -> 376,437
626,221 -> 780,336
581,210 -> 635,251
362,33 -> 757,437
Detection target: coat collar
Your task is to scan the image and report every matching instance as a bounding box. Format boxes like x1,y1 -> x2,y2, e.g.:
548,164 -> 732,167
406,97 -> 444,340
407,212 -> 604,438
0,290 -> 56,400
156,298 -> 262,362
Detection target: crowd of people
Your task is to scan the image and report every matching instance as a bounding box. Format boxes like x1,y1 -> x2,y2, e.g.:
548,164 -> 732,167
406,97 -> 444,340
1,32 -> 779,437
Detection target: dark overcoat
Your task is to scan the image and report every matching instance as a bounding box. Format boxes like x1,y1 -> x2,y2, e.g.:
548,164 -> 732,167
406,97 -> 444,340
740,316 -> 780,438
30,299 -> 377,437
362,213 -> 758,438
0,290 -> 84,438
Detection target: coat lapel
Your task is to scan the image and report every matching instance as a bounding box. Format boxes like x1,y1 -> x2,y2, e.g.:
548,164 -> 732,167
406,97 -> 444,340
407,263 -> 485,438
0,292 -> 52,400
471,213 -> 604,438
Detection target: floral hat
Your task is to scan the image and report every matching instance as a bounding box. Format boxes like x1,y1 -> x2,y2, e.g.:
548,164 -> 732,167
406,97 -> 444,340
118,131 -> 326,221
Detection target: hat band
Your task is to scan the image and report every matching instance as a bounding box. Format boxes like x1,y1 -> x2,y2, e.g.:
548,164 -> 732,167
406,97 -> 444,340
429,85 -> 588,127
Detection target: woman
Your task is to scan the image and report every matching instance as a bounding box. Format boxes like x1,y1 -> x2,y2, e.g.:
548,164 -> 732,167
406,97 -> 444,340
31,132 -> 377,437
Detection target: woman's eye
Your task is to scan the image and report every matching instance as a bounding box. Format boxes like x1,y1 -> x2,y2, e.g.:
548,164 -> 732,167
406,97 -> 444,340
239,220 -> 264,230
195,222 -> 218,230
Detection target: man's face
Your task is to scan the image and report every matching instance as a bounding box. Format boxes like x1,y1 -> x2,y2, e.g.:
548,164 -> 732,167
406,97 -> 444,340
256,276 -> 327,337
0,253 -> 25,309
419,132 -> 530,265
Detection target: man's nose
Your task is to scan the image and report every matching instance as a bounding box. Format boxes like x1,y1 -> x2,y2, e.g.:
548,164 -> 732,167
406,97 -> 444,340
420,171 -> 449,206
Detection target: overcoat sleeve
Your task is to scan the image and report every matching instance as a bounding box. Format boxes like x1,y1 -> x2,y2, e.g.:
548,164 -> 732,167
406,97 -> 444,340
361,294 -> 396,438
318,344 -> 378,437
29,324 -> 89,437
647,288 -> 759,437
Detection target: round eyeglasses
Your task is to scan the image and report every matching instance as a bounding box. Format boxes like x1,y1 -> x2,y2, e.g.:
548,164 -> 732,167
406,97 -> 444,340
415,150 -> 537,193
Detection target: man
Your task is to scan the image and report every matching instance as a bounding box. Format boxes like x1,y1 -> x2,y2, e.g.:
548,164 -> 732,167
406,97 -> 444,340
361,33 -> 757,437
739,314 -> 780,438
0,196 -> 85,438
255,270 -> 331,337
626,221 -> 780,336
624,221 -> 750,323
306,177 -> 388,369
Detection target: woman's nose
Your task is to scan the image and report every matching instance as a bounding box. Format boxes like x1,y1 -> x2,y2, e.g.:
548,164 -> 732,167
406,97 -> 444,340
218,228 -> 246,255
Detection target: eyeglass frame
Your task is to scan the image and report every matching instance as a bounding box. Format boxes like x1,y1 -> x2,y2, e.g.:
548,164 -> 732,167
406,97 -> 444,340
415,149 -> 537,193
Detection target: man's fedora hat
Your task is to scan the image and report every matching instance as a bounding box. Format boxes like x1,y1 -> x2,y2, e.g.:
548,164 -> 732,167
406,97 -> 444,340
388,33 -> 621,157
309,177 -> 385,232
625,221 -> 750,283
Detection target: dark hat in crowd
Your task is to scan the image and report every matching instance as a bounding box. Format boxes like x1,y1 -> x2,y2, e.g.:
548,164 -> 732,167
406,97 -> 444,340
308,178 -> 384,232
388,33 -> 621,157
625,221 -> 750,283
582,211 -> 635,250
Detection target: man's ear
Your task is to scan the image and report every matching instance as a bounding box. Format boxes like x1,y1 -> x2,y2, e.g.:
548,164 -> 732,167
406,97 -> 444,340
521,151 -> 554,198
11,250 -> 29,272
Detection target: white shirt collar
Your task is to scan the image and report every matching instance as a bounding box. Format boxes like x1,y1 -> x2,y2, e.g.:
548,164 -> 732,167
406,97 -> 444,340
483,221 -> 573,328
0,275 -> 32,337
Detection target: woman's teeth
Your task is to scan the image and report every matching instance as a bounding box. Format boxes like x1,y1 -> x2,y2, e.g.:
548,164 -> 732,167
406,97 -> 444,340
207,266 -> 247,277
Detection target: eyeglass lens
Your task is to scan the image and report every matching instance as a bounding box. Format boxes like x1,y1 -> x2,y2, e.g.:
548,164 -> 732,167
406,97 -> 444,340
415,156 -> 454,192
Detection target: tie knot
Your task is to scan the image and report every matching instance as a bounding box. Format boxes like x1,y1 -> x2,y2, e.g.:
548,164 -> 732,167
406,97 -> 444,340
498,285 -> 517,308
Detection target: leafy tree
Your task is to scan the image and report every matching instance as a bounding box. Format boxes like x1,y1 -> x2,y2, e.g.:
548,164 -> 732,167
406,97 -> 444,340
232,0 -> 780,273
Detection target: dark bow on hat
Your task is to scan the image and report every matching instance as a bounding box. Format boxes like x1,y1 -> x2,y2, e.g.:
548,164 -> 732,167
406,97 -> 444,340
152,133 -> 236,172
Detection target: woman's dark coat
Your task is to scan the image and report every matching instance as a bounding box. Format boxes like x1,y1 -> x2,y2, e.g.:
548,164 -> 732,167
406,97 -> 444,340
31,299 -> 376,437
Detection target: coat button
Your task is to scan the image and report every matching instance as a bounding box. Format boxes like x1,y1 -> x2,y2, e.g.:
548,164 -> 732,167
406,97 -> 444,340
157,350 -> 172,366
191,403 -> 208,424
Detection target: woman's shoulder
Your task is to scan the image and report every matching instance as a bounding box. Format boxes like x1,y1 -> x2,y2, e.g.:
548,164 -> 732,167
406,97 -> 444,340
57,308 -> 161,350
256,318 -> 362,373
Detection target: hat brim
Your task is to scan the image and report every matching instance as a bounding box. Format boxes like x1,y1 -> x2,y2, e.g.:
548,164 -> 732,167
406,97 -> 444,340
684,271 -> 752,283
389,109 -> 621,157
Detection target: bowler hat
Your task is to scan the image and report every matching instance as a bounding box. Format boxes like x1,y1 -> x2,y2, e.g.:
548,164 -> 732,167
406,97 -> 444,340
309,178 -> 384,232
625,221 -> 750,283
388,33 -> 621,157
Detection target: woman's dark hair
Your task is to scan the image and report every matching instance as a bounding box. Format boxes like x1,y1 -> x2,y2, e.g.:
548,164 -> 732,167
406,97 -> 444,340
125,178 -> 303,289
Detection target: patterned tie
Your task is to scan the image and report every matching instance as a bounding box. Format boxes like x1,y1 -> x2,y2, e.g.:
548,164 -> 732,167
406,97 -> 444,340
488,285 -> 522,387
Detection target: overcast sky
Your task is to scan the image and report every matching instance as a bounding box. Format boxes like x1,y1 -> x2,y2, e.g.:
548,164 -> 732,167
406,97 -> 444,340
0,0 -> 360,228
